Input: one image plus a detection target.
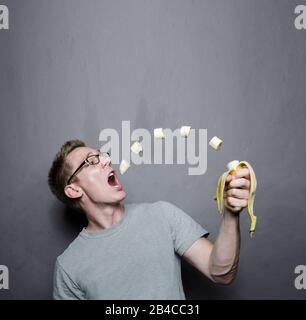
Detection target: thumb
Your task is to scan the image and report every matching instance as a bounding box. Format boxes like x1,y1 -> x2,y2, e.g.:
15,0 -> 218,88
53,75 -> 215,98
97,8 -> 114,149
226,174 -> 233,182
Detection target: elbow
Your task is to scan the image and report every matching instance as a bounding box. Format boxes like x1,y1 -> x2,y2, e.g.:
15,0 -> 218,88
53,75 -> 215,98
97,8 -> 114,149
209,265 -> 238,285
210,272 -> 236,285
211,274 -> 236,285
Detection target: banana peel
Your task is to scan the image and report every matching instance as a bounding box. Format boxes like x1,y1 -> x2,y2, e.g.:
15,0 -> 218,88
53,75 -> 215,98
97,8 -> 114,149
214,161 -> 257,238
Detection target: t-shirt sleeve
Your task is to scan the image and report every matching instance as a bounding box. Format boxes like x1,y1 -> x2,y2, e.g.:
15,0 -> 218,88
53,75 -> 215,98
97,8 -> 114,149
53,259 -> 84,300
158,201 -> 210,256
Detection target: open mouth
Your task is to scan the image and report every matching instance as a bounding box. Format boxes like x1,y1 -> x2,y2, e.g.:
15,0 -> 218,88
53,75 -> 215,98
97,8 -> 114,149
107,170 -> 122,190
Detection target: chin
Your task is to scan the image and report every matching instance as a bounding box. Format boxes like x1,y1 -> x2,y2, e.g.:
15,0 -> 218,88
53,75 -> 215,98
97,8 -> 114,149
119,190 -> 127,201
113,190 -> 127,203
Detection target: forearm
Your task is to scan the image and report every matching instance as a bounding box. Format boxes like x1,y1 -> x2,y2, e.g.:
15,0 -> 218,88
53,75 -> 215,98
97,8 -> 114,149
208,209 -> 241,284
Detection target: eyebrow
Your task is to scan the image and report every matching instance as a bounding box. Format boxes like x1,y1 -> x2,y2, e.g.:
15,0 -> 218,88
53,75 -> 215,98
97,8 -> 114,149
85,151 -> 95,158
71,151 -> 95,171
81,150 -> 99,162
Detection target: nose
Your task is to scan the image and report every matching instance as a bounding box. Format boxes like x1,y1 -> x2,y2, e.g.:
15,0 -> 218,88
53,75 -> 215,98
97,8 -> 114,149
101,155 -> 112,168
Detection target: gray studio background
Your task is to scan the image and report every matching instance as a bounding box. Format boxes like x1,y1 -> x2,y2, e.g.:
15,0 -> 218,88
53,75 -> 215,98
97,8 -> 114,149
1,0 -> 306,299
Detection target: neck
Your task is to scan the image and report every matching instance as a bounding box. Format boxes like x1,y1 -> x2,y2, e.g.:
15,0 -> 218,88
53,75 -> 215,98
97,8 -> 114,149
84,202 -> 125,232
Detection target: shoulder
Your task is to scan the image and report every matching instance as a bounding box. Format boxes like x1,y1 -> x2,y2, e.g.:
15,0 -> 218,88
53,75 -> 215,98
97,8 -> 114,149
129,201 -> 183,227
55,234 -> 86,272
151,200 -> 184,216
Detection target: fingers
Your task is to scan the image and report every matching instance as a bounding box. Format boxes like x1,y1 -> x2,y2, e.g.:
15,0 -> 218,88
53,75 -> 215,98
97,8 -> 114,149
225,203 -> 242,213
224,200 -> 242,212
226,168 -> 250,183
224,185 -> 249,212
226,197 -> 248,208
226,188 -> 249,199
226,174 -> 232,182
223,167 -> 251,213
228,178 -> 250,189
232,168 -> 250,180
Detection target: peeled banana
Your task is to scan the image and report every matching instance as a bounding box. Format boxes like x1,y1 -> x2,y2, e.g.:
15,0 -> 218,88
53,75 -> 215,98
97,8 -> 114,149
214,161 -> 257,238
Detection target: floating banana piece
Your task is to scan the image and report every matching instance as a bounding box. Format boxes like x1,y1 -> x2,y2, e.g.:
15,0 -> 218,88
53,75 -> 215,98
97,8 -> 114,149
131,141 -> 143,154
180,126 -> 191,137
214,160 -> 257,238
119,160 -> 130,175
209,136 -> 223,150
154,128 -> 165,139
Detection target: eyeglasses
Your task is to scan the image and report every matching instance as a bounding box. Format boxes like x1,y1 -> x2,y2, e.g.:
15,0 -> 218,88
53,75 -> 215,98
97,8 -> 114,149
66,150 -> 111,185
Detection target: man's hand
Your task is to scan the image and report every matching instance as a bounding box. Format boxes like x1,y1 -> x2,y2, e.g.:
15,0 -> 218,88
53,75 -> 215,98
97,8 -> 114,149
183,168 -> 248,284
224,168 -> 250,213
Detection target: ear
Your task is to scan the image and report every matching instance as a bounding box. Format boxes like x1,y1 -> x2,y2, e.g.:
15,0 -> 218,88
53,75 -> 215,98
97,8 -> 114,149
64,184 -> 83,200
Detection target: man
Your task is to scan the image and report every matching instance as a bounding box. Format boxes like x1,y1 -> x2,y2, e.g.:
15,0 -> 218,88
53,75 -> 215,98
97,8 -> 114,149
48,139 -> 251,300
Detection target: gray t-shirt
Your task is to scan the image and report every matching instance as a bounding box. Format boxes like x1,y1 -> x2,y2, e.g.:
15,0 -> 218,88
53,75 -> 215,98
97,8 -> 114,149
53,200 -> 209,300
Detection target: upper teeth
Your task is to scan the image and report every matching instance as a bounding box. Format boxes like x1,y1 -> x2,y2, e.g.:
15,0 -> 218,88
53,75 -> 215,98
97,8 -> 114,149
109,172 -> 114,177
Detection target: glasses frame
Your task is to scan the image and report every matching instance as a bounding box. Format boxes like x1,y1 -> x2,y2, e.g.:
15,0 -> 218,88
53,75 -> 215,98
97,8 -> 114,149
66,150 -> 110,186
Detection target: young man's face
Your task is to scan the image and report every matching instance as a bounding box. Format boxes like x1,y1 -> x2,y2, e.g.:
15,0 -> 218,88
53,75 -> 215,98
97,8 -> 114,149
65,146 -> 126,205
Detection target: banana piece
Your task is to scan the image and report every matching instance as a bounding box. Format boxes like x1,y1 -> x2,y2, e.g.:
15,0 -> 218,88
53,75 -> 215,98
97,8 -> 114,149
214,160 -> 257,238
180,126 -> 191,137
209,136 -> 223,150
154,128 -> 165,139
131,141 -> 143,154
119,160 -> 130,175
226,160 -> 240,171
